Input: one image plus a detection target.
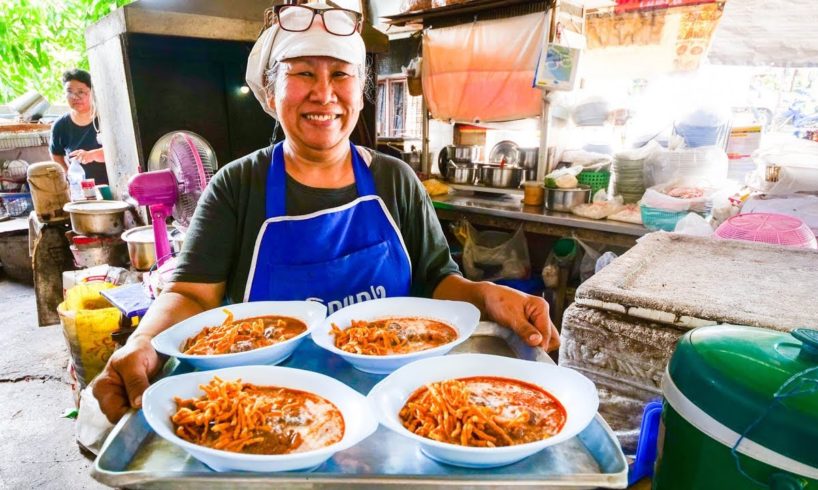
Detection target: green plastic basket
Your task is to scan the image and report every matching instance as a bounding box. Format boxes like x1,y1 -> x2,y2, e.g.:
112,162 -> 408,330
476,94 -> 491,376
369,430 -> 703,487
577,171 -> 611,195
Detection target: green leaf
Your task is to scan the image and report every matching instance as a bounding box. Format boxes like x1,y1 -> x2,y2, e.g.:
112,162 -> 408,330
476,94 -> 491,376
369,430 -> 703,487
61,408 -> 79,419
0,0 -> 135,103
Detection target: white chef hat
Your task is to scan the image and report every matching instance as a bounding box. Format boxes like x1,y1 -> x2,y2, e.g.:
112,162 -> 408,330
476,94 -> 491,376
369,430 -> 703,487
245,1 -> 366,118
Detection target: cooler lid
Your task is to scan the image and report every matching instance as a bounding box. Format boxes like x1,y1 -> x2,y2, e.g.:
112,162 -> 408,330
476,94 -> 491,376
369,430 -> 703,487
668,325 -> 818,469
575,233 -> 818,331
27,161 -> 65,178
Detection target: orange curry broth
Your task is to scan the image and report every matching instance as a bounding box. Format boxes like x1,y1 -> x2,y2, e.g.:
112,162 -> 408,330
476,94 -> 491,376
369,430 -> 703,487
399,376 -> 567,447
182,315 -> 307,355
331,317 -> 458,355
172,379 -> 344,455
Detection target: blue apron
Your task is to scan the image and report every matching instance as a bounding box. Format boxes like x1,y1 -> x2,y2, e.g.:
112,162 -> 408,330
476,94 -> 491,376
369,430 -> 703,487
244,142 -> 412,314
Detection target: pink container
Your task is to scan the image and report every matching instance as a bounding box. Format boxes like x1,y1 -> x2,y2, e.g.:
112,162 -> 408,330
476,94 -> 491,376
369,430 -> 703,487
714,213 -> 817,249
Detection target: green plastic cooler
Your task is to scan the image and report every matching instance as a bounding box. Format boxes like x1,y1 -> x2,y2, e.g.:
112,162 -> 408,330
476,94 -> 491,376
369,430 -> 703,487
654,326 -> 818,489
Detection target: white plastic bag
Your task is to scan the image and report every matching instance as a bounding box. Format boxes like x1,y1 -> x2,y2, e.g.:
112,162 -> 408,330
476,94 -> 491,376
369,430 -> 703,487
644,145 -> 728,188
454,220 -> 530,281
615,140 -> 660,162
571,190 -> 624,219
747,136 -> 818,194
574,236 -> 601,282
641,180 -> 714,214
608,203 -> 643,224
76,387 -> 114,455
673,213 -> 713,237
545,165 -> 583,188
595,251 -> 618,273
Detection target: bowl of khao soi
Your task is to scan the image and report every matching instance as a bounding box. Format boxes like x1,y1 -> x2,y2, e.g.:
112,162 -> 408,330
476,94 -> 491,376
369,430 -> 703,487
152,301 -> 326,370
367,353 -> 599,468
142,365 -> 378,472
311,297 -> 480,374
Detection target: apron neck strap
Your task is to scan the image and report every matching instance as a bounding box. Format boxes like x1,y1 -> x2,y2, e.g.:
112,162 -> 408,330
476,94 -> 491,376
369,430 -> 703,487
266,141 -> 376,218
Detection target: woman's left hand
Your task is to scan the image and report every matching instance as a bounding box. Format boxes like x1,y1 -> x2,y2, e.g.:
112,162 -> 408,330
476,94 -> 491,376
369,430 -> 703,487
480,283 -> 560,352
69,147 -> 105,164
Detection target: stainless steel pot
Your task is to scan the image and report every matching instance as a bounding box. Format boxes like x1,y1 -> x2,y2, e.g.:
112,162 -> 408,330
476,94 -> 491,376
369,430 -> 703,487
454,145 -> 482,163
518,147 -> 539,181
63,200 -> 130,236
69,241 -> 129,268
447,162 -> 477,185
479,165 -> 524,188
544,185 -> 591,212
121,226 -> 185,271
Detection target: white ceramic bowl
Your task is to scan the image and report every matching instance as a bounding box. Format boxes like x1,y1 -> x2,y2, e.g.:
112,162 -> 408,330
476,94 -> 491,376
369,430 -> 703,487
152,301 -> 326,370
311,297 -> 480,374
367,353 -> 599,468
142,365 -> 378,472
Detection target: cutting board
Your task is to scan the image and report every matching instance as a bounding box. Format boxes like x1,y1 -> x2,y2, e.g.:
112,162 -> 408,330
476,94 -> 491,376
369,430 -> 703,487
575,233 -> 818,331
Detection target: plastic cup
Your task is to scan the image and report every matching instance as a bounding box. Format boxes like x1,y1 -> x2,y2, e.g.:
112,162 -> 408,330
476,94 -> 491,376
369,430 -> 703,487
97,185 -> 113,200
523,181 -> 545,206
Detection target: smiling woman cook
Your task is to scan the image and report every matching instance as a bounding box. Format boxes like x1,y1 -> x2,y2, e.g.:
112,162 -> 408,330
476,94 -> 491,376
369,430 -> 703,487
93,1 -> 560,423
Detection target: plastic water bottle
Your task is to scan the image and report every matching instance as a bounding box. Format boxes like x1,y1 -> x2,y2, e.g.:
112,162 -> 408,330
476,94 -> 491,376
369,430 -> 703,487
67,157 -> 86,201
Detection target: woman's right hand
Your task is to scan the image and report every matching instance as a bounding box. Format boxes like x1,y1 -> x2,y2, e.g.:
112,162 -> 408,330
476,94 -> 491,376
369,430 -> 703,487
92,333 -> 162,424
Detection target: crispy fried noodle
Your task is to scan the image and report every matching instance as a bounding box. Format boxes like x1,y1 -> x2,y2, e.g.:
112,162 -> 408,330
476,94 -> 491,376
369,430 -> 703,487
331,317 -> 457,356
182,310 -> 307,355
172,377 -> 344,454
399,377 -> 566,447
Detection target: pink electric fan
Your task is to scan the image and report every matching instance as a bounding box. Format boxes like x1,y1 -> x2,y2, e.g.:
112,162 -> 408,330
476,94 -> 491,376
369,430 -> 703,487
129,132 -> 217,269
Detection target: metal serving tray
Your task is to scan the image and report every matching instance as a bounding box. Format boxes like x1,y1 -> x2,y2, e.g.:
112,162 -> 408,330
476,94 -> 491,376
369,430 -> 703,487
92,322 -> 628,489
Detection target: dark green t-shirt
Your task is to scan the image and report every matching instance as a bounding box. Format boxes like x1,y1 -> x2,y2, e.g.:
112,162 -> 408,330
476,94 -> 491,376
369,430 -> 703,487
172,145 -> 461,303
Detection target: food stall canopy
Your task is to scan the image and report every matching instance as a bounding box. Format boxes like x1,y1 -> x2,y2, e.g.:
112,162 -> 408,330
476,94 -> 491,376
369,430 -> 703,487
422,12 -> 546,123
707,0 -> 818,67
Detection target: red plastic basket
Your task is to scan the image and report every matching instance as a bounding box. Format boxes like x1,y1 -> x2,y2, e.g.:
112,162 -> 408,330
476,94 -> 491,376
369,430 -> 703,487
714,213 -> 817,249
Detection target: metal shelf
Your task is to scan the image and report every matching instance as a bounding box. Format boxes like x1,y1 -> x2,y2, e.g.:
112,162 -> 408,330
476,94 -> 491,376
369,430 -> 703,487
449,183 -> 524,196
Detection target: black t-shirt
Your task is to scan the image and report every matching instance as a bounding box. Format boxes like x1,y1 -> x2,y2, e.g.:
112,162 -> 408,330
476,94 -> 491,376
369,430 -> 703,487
172,145 -> 461,303
49,113 -> 108,185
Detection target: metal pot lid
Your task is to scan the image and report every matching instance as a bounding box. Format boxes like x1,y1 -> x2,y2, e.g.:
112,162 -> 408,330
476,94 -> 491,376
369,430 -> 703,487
488,140 -> 520,165
122,225 -> 183,244
667,325 -> 818,469
64,200 -> 130,214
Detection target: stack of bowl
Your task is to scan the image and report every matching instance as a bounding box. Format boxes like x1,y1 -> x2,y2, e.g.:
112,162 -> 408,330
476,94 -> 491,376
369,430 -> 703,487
63,200 -> 130,268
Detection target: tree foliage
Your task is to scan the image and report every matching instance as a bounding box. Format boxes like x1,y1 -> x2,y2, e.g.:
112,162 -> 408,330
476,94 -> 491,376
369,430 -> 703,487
0,0 -> 133,104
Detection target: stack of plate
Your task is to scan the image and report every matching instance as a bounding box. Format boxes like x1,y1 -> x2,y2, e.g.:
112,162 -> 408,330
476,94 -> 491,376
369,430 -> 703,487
611,157 -> 646,203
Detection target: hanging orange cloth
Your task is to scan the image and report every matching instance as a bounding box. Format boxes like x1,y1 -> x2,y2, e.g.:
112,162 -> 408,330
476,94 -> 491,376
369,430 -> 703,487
422,12 -> 547,124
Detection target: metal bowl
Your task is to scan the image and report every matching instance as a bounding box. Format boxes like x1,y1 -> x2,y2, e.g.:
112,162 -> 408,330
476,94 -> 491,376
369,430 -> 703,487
63,200 -> 130,236
69,241 -> 129,268
478,165 -> 524,188
544,186 -> 592,212
121,226 -> 185,271
447,163 -> 477,185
